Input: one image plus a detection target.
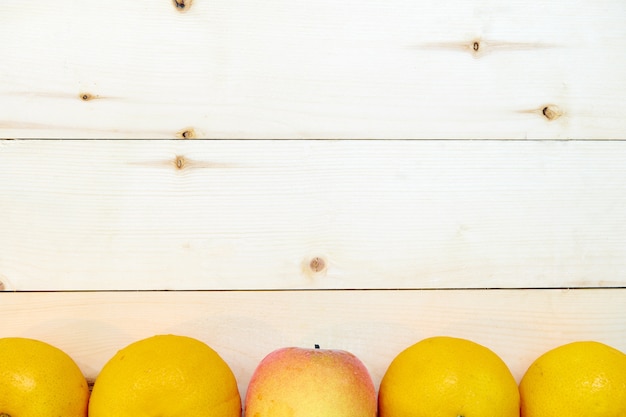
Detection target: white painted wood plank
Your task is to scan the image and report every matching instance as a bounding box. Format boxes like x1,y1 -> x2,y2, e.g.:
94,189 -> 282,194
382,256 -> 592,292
1,140 -> 625,290
0,289 -> 624,398
1,0 -> 625,138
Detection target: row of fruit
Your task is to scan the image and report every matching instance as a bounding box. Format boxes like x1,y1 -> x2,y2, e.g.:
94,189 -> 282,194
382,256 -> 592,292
1,334 -> 625,417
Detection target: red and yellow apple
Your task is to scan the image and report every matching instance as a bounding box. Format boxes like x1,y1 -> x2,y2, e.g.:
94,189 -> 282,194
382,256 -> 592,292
244,346 -> 376,417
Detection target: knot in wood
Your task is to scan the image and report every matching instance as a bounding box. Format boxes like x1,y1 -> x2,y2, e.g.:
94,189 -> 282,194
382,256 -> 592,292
309,257 -> 326,273
173,0 -> 192,11
542,104 -> 562,121
177,128 -> 196,139
175,155 -> 185,170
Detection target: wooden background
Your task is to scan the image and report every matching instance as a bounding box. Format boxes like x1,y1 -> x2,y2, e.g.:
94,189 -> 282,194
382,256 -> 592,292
1,0 -> 625,404
1,0 -> 625,139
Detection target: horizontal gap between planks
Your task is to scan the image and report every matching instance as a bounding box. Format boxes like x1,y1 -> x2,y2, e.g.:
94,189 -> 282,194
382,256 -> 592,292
2,287 -> 626,294
3,138 -> 626,142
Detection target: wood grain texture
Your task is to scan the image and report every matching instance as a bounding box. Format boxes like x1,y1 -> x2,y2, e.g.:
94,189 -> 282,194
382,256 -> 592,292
0,289 -> 624,398
1,0 -> 625,138
1,140 -> 625,290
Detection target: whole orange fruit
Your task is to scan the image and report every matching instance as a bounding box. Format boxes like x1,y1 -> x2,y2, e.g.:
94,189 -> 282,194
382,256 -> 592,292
0,337 -> 89,417
378,336 -> 519,417
88,334 -> 241,417
520,341 -> 626,417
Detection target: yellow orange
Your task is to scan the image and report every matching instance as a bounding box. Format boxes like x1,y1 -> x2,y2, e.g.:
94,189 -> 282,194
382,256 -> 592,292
88,334 -> 241,417
520,341 -> 626,417
378,336 -> 519,417
0,337 -> 89,417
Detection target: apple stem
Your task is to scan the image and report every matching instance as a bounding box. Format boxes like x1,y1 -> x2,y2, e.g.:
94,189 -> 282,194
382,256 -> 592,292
314,344 -> 320,349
